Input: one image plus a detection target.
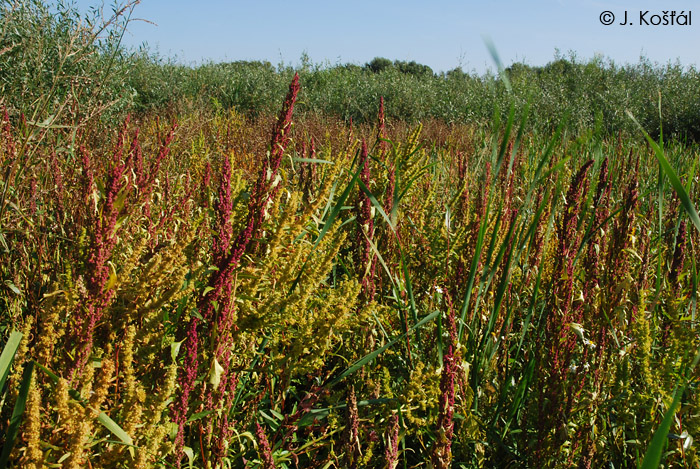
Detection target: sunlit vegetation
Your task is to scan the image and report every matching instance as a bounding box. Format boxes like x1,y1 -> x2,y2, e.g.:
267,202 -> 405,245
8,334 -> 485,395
1,1 -> 699,468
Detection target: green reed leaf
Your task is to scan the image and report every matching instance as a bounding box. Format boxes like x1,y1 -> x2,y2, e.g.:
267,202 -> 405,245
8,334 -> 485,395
97,412 -> 134,453
288,167 -> 360,296
32,361 -> 134,454
0,331 -> 23,394
0,360 -> 34,469
628,111 -> 700,235
640,388 -> 682,469
327,311 -> 439,387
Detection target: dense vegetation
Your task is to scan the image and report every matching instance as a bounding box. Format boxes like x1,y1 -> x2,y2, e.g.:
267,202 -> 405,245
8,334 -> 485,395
1,1 -> 699,468
2,0 -> 700,141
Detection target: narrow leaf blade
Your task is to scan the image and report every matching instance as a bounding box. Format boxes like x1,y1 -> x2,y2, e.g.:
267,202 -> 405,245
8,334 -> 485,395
0,331 -> 23,393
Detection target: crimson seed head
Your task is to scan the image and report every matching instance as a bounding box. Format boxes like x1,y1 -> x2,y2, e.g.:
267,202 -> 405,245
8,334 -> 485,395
607,176 -> 638,285
594,158 -> 611,207
479,162 -> 491,218
214,156 -> 233,261
343,385 -> 360,465
670,220 -> 687,284
585,158 -> 611,288
50,151 -> 65,214
385,414 -> 400,468
28,177 -> 37,215
201,161 -> 213,208
142,122 -> 177,196
80,145 -> 94,197
214,72 -> 301,281
360,140 -> 371,198
309,137 -> 317,180
255,422 -> 276,469
1,108 -> 14,160
269,72 -> 300,174
172,318 -> 200,463
559,159 -> 594,258
300,137 -> 318,202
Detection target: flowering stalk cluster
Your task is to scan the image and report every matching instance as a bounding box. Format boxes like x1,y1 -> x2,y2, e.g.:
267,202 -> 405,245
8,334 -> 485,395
50,151 -> 66,218
433,290 -> 458,468
201,161 -> 213,208
202,154 -> 240,463
501,141 -> 519,220
584,158 -> 612,289
385,414 -> 400,469
384,163 -> 395,221
605,171 -> 639,298
172,73 -> 300,464
525,158 -> 556,286
449,152 -> 470,300
344,385 -> 361,468
72,120 -> 132,377
536,159 -> 594,456
70,118 -> 178,378
1,108 -> 13,158
0,108 -> 17,217
255,422 -> 277,468
459,162 -> 491,320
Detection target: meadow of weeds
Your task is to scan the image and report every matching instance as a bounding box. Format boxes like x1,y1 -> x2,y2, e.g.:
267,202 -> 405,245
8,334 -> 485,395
1,1 -> 700,468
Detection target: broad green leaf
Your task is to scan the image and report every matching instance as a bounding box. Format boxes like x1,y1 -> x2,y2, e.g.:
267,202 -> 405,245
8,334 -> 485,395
171,340 -> 184,362
314,167 -> 360,249
105,262 -> 118,291
183,446 -> 194,469
186,410 -> 215,423
357,178 -> 394,231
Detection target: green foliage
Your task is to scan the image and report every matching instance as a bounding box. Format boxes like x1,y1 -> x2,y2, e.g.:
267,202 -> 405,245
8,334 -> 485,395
118,52 -> 700,141
1,1 -> 700,467
0,0 -> 138,127
3,1 -> 699,140
366,57 -> 393,74
1,78 -> 699,468
365,57 -> 434,77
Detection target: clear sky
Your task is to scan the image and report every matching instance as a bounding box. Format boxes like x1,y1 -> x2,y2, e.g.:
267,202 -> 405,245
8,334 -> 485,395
76,0 -> 698,74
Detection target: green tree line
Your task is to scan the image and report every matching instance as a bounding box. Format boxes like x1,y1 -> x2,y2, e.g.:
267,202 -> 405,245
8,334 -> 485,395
2,0 -> 699,141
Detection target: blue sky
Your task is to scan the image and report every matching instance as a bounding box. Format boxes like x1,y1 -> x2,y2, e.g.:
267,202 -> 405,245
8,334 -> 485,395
77,0 -> 698,73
